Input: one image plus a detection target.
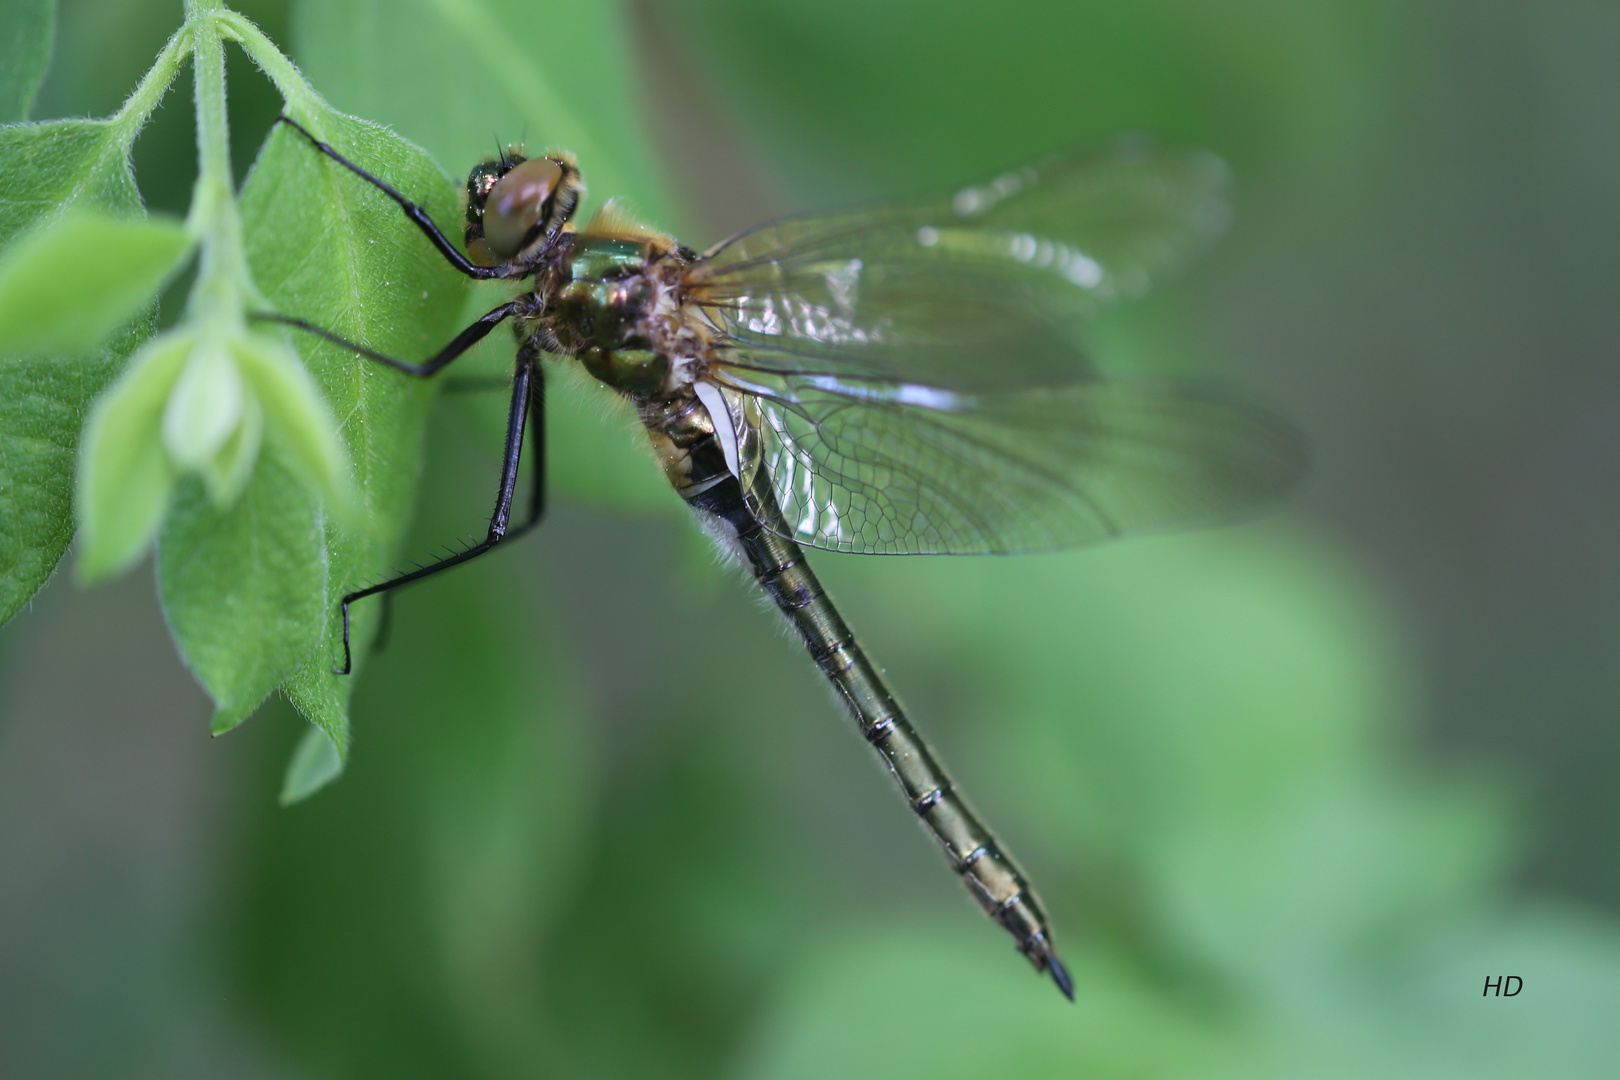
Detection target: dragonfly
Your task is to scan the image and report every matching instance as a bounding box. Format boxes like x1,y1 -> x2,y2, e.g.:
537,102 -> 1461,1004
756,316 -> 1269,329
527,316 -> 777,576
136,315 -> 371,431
258,117 -> 1304,1001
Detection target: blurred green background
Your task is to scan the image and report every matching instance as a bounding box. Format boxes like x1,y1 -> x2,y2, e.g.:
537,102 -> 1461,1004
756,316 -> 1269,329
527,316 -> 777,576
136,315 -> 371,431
5,0 -> 1620,1076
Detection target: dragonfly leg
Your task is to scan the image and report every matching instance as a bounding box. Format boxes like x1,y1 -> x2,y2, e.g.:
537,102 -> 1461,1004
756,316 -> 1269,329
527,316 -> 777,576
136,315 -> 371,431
413,357 -> 544,532
505,351 -> 547,538
250,301 -> 516,378
273,115 -> 501,280
332,357 -> 537,675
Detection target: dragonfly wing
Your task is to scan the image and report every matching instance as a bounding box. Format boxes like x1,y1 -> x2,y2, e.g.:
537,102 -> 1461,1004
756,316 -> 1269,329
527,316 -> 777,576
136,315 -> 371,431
690,142 -> 1230,392
712,369 -> 1304,555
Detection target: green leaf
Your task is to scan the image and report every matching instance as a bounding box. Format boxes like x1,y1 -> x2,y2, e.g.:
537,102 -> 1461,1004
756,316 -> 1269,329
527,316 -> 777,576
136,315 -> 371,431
0,119 -> 147,238
234,332 -> 354,517
158,449 -> 327,736
0,0 -> 53,123
4,322 -> 148,600
73,329 -> 189,581
0,118 -> 158,622
0,210 -> 191,355
225,110 -> 469,754
281,723 -> 344,802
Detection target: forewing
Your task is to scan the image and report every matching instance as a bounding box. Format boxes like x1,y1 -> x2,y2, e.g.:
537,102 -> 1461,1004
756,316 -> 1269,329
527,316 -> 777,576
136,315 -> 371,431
691,143 -> 1230,392
714,371 -> 1303,555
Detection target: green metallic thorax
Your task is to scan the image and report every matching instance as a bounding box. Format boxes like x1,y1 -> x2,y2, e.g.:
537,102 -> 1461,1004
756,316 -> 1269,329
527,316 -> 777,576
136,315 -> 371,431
566,234 -> 649,279
549,234 -> 669,396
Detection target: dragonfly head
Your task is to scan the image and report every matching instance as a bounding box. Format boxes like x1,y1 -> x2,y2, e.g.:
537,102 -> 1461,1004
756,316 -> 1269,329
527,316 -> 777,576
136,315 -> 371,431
463,149 -> 585,266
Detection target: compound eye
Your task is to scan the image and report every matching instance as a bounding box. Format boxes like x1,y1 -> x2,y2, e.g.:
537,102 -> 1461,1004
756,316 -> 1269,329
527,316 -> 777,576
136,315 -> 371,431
483,158 -> 564,260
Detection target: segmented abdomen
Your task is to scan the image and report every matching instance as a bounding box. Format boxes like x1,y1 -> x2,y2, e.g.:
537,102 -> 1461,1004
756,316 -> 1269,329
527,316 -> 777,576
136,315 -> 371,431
675,441 -> 1071,993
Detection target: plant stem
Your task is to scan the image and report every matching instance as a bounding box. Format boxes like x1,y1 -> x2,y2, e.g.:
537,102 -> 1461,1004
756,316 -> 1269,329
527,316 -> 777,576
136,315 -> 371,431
182,0 -> 259,319
110,24 -> 194,142
189,2 -> 232,203
217,10 -> 325,120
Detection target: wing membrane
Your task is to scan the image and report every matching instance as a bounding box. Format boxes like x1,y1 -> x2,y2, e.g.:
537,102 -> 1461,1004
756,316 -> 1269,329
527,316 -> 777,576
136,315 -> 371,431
712,370 -> 1303,555
691,143 -> 1230,392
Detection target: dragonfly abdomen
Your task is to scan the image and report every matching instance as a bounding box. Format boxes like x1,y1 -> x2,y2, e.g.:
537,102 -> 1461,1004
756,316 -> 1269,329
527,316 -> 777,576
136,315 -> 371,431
683,465 -> 1074,998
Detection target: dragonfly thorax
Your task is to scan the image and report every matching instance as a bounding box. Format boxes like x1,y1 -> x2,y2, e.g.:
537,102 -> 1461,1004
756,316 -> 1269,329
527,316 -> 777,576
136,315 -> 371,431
578,346 -> 669,396
534,232 -> 708,399
544,236 -> 663,394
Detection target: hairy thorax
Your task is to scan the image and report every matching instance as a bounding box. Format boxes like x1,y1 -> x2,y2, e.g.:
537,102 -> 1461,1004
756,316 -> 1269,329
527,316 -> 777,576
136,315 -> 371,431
516,229 -> 717,402
507,225 -> 735,494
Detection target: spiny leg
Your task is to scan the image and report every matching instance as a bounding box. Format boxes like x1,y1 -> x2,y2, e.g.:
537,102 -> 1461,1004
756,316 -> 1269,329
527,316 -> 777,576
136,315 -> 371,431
332,357 -> 543,674
428,360 -> 545,535
274,115 -> 501,280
